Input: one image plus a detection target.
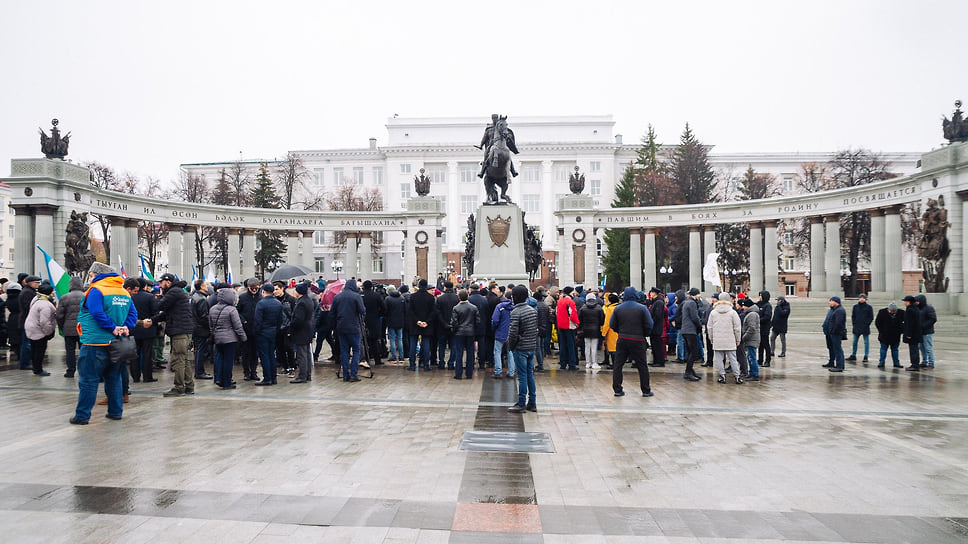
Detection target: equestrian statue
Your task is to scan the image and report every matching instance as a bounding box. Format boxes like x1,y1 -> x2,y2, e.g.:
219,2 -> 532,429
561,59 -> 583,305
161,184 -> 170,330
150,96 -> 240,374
477,114 -> 519,205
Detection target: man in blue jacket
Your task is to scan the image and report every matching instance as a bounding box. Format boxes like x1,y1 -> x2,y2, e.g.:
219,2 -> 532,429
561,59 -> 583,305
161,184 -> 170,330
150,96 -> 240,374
71,262 -> 138,425
822,296 -> 847,372
332,279 -> 365,382
253,284 -> 282,385
609,286 -> 655,397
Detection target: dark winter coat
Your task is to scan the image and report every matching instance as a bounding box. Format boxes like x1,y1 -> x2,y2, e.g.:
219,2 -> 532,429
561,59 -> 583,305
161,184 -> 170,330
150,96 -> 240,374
902,303 -> 922,344
534,297 -> 550,338
384,290 -> 407,329
130,289 -> 159,339
822,304 -> 847,340
851,301 -> 874,336
578,297 -> 605,338
468,291 -> 489,336
435,288 -> 459,333
208,288 -> 246,345
406,288 -> 438,336
331,279 -> 365,335
875,307 -> 904,345
449,301 -> 479,337
254,295 -> 283,338
237,289 -> 260,335
771,299 -> 791,334
507,302 -> 539,352
152,285 -> 195,337
19,284 -> 37,328
290,294 -> 316,345
54,277 -> 85,338
679,295 -> 702,335
191,289 -> 211,337
5,289 -> 21,340
756,291 -> 773,334
915,295 -> 937,335
609,286 -> 654,341
362,289 -> 385,333
648,297 -> 666,336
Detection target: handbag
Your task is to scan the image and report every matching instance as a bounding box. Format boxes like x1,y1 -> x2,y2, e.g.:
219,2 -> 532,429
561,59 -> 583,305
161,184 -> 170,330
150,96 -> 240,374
107,335 -> 137,363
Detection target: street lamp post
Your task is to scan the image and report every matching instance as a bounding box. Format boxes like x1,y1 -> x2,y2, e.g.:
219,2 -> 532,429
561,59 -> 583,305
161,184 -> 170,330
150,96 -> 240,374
331,259 -> 344,280
543,258 -> 557,286
659,264 -> 674,291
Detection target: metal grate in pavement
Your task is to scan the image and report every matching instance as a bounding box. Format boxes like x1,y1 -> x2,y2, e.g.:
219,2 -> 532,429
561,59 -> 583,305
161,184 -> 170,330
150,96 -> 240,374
459,431 -> 556,453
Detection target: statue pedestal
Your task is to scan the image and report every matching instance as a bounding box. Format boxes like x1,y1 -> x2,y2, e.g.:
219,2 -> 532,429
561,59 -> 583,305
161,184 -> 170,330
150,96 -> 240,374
472,204 -> 529,286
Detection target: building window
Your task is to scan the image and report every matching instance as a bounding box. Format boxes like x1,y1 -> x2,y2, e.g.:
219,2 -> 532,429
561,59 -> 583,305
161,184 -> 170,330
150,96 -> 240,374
590,161 -> 601,172
522,163 -> 541,182
373,232 -> 384,245
591,179 -> 601,195
426,165 -> 447,184
401,183 -> 411,199
315,258 -> 326,274
441,228 -> 447,246
8,248 -> 14,264
783,232 -> 793,245
7,225 -> 13,239
333,167 -> 344,186
461,195 -> 479,214
783,177 -> 794,192
353,167 -> 364,186
314,168 -> 325,186
438,195 -> 446,210
400,163 -> 411,174
554,164 -> 574,182
313,231 -> 325,246
460,165 -> 477,183
785,283 -> 797,297
784,256 -> 795,270
372,256 -> 384,274
373,167 -> 383,185
522,194 -> 540,213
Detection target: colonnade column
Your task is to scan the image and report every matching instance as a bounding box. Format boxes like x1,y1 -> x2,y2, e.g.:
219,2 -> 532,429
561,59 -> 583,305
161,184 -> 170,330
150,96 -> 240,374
183,226 -> 198,279
749,222 -> 763,294
703,227 -> 716,293
585,228 -> 598,289
447,161 -> 459,252
689,226 -> 702,290
809,217 -> 825,295
301,231 -> 315,272
763,220 -> 778,295
226,228 -> 241,282
125,220 -> 140,277
884,206 -> 903,294
110,217 -> 126,272
541,160 -> 553,249
359,232 -> 373,281
168,225 -> 183,280
823,214 -> 841,293
869,209 -> 886,292
34,207 -> 55,277
12,206 -> 34,275
286,230 -> 299,266
628,228 -> 641,290
241,229 -> 256,281
959,191 -> 968,295
345,233 -> 358,280
643,227 -> 657,289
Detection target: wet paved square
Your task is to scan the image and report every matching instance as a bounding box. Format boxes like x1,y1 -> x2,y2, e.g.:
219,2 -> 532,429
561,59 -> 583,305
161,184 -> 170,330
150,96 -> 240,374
1,331 -> 967,542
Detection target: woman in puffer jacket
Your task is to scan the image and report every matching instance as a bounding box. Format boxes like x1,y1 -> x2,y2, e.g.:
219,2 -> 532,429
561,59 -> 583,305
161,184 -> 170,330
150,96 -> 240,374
208,287 -> 247,389
24,284 -> 57,376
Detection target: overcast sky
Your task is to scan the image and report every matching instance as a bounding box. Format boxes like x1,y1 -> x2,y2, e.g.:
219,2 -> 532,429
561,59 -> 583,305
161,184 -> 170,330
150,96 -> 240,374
1,0 -> 964,185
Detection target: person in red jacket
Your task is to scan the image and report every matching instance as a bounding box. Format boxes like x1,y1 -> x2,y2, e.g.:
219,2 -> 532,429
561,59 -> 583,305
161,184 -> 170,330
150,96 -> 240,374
555,286 -> 580,370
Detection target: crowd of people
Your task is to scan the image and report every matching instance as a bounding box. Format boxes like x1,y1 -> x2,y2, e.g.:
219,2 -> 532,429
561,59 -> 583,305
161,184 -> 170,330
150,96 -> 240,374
0,262 -> 943,424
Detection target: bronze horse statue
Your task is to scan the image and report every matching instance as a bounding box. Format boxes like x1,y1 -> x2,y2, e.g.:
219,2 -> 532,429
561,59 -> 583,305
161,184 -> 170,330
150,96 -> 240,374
483,116 -> 516,205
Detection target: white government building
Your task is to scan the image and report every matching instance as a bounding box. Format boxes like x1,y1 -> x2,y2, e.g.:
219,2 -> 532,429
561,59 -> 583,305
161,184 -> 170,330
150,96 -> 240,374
181,115 -> 920,286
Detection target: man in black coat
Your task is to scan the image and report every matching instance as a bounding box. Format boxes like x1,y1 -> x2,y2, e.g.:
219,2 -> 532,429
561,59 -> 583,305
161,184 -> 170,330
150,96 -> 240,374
236,279 -> 262,381
756,291 -> 773,367
190,280 -> 213,379
435,281 -> 459,369
273,282 -> 296,375
821,296 -> 847,372
874,302 -> 904,368
361,281 -> 386,366
468,283 -> 489,370
770,295 -> 790,358
406,279 -> 437,371
848,293 -> 874,363
130,278 -> 159,382
289,283 -> 316,383
902,295 -> 922,371
152,274 -> 196,396
915,294 -> 937,369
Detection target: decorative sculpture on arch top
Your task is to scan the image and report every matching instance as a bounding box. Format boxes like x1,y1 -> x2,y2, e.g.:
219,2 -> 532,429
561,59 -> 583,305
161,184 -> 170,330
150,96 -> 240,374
568,165 -> 585,194
942,100 -> 968,143
463,213 -> 476,276
478,114 -> 519,205
65,210 -> 96,274
918,197 -> 951,292
413,168 -> 431,197
39,118 -> 71,159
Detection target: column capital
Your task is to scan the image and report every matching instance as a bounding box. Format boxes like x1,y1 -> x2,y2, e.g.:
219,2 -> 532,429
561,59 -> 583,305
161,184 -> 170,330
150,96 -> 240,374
763,219 -> 779,228
32,205 -> 56,216
124,219 -> 140,228
881,204 -> 905,215
301,230 -> 314,238
287,230 -> 301,237
869,208 -> 885,217
242,228 -> 257,235
359,231 -> 372,239
628,227 -> 641,235
689,225 -> 701,233
168,224 -> 185,233
9,204 -> 31,214
183,225 -> 197,234
747,221 -> 762,230
809,215 -> 824,225
227,227 -> 243,235
643,227 -> 657,235
823,213 -> 841,222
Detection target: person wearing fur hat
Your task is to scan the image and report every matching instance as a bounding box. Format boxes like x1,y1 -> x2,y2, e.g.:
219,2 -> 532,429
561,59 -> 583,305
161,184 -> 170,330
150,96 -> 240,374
821,296 -> 847,373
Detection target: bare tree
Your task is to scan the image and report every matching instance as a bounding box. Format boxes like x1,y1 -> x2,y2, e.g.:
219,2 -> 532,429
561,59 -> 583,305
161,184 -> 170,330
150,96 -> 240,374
227,160 -> 251,207
324,184 -> 384,253
171,170 -> 213,277
84,161 -> 122,261
275,152 -> 316,210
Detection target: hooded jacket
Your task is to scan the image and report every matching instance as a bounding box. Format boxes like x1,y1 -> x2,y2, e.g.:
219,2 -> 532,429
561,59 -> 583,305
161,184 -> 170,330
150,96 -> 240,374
384,289 -> 407,329
755,291 -> 773,333
851,300 -> 874,335
331,279 -> 365,335
578,296 -> 605,338
707,300 -> 742,351
55,277 -> 85,338
741,306 -> 761,347
5,288 -> 21,340
679,294 -> 702,335
666,292 -> 678,329
491,298 -> 514,342
601,298 -> 619,352
555,293 -> 579,330
608,286 -> 654,341
771,298 -> 791,334
208,288 -> 247,345
77,273 -> 138,346
915,295 -> 937,335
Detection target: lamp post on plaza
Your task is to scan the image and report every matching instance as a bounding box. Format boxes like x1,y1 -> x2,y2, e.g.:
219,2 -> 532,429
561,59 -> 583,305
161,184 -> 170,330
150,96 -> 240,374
659,264 -> 674,292
840,268 -> 852,295
544,258 -> 557,286
446,260 -> 455,279
331,259 -> 343,281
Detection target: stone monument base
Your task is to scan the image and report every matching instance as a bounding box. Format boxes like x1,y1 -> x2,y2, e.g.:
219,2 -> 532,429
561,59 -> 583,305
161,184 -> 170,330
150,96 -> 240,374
472,203 -> 529,286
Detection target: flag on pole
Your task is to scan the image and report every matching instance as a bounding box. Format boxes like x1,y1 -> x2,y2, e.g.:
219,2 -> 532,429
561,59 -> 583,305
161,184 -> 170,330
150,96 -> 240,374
37,246 -> 71,298
227,260 -> 234,285
703,252 -> 722,288
600,274 -> 607,292
139,254 -> 155,282
205,264 -> 216,284
191,265 -> 196,284
118,255 -> 127,279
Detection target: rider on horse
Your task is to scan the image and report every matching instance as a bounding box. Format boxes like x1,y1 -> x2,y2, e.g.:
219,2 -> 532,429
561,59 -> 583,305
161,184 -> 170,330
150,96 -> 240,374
478,114 -> 519,178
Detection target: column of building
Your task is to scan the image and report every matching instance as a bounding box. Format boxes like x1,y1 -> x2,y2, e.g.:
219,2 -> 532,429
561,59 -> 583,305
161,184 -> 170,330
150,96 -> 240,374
883,206 -> 903,294
110,217 -> 127,274
748,222 -> 763,294
763,220 -> 778,295
345,233 -> 358,279
241,229 -> 256,281
643,227 -> 657,289
359,232 -> 373,281
628,228 -> 641,289
125,219 -> 140,278
226,228 -> 241,282
584,227 -> 597,288
286,231 -> 299,267
703,227 -> 716,293
168,225 -> 184,280
301,230 -> 315,273
823,214 -> 841,293
809,217 -> 825,296
688,226 -> 702,290
185,226 -> 199,280
33,207 -> 55,277
869,209 -> 886,293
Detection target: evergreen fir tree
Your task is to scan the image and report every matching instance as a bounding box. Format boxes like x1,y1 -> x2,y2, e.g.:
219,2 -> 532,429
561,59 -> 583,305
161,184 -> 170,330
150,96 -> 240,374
251,162 -> 288,278
671,123 -> 717,205
601,164 -> 636,289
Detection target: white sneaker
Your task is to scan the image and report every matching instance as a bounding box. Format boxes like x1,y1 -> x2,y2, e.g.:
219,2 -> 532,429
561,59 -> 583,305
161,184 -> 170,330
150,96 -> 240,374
592,364 -> 602,369
585,363 -> 592,369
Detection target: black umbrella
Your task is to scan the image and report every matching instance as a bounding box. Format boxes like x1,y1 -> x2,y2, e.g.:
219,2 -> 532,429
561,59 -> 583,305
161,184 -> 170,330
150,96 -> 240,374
267,264 -> 314,283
